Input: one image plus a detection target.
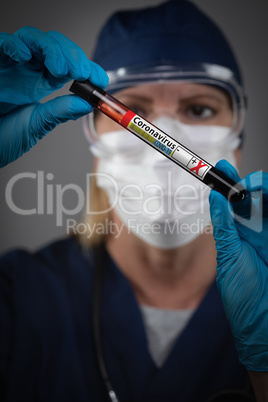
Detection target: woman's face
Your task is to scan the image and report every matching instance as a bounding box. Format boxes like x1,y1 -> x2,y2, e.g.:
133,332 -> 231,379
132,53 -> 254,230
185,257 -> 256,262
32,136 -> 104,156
94,82 -> 233,134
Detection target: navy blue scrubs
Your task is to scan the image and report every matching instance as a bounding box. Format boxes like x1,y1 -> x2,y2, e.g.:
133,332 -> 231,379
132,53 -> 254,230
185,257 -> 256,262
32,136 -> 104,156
0,238 -> 249,401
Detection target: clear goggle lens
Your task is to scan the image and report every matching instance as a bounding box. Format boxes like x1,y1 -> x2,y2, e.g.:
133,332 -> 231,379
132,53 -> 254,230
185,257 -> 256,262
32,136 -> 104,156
82,62 -> 246,159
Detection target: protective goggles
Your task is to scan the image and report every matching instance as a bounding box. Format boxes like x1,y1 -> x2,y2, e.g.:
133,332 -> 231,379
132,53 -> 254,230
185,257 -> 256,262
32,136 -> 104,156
82,62 -> 246,157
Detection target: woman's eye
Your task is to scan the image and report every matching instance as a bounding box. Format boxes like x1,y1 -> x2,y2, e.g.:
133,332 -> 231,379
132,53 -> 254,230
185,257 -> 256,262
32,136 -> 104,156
122,102 -> 147,117
186,105 -> 215,120
129,106 -> 147,116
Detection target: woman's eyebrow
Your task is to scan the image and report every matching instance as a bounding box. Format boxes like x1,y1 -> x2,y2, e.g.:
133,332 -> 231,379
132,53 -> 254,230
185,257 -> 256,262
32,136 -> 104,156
179,93 -> 227,104
116,91 -> 229,106
117,93 -> 153,104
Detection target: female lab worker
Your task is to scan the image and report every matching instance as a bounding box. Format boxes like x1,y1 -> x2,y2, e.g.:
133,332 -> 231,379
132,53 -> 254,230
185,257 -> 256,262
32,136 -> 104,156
0,2 -> 267,402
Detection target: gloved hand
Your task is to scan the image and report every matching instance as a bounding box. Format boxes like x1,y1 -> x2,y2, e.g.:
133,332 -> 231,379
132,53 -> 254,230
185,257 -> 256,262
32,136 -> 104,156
0,26 -> 108,167
209,159 -> 268,371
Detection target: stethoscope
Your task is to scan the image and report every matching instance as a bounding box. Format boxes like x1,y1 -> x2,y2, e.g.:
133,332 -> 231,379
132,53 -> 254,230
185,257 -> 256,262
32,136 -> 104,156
92,243 -> 120,402
92,243 -> 255,402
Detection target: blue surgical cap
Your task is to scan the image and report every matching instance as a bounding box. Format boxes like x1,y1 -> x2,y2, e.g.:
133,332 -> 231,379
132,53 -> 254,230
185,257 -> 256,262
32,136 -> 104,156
92,0 -> 243,86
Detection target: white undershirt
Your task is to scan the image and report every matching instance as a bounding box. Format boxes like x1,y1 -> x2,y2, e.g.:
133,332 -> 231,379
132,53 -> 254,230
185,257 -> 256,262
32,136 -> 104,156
140,305 -> 196,367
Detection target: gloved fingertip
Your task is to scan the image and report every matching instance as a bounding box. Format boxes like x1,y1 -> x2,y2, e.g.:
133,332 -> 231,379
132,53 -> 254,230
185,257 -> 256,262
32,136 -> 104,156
70,95 -> 93,117
215,159 -> 241,183
14,44 -> 32,62
79,59 -> 92,80
97,68 -> 109,89
44,48 -> 69,78
209,189 -> 228,217
2,34 -> 32,62
209,188 -> 235,230
18,50 -> 32,62
47,30 -> 91,81
214,159 -> 231,170
32,95 -> 93,138
209,187 -> 225,206
88,61 -> 109,89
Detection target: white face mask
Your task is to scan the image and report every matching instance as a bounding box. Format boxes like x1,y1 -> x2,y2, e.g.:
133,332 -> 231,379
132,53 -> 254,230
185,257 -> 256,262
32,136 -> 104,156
94,117 -> 238,249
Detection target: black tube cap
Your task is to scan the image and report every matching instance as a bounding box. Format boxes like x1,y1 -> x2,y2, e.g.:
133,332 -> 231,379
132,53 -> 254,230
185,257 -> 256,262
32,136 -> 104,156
69,80 -> 104,108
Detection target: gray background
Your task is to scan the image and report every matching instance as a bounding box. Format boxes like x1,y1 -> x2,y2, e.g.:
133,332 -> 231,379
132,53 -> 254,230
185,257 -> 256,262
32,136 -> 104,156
0,0 -> 267,254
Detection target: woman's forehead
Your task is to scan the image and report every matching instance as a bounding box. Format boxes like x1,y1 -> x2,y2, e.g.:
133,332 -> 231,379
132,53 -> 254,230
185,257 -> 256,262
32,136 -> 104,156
114,82 -> 230,103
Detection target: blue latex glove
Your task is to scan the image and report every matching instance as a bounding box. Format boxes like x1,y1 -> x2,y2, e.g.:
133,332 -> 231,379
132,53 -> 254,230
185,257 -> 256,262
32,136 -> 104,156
209,159 -> 268,371
0,26 -> 109,167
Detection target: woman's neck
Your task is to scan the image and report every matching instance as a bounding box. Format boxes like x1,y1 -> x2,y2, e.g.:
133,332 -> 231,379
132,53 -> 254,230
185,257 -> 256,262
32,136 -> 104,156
106,216 -> 217,310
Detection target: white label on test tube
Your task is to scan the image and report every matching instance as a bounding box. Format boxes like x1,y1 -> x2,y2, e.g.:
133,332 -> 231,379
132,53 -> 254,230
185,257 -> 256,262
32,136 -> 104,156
121,111 -> 212,180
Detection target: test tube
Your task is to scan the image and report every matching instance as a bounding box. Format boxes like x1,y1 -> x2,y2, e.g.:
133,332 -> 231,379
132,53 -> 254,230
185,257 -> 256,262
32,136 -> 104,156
70,80 -> 246,202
